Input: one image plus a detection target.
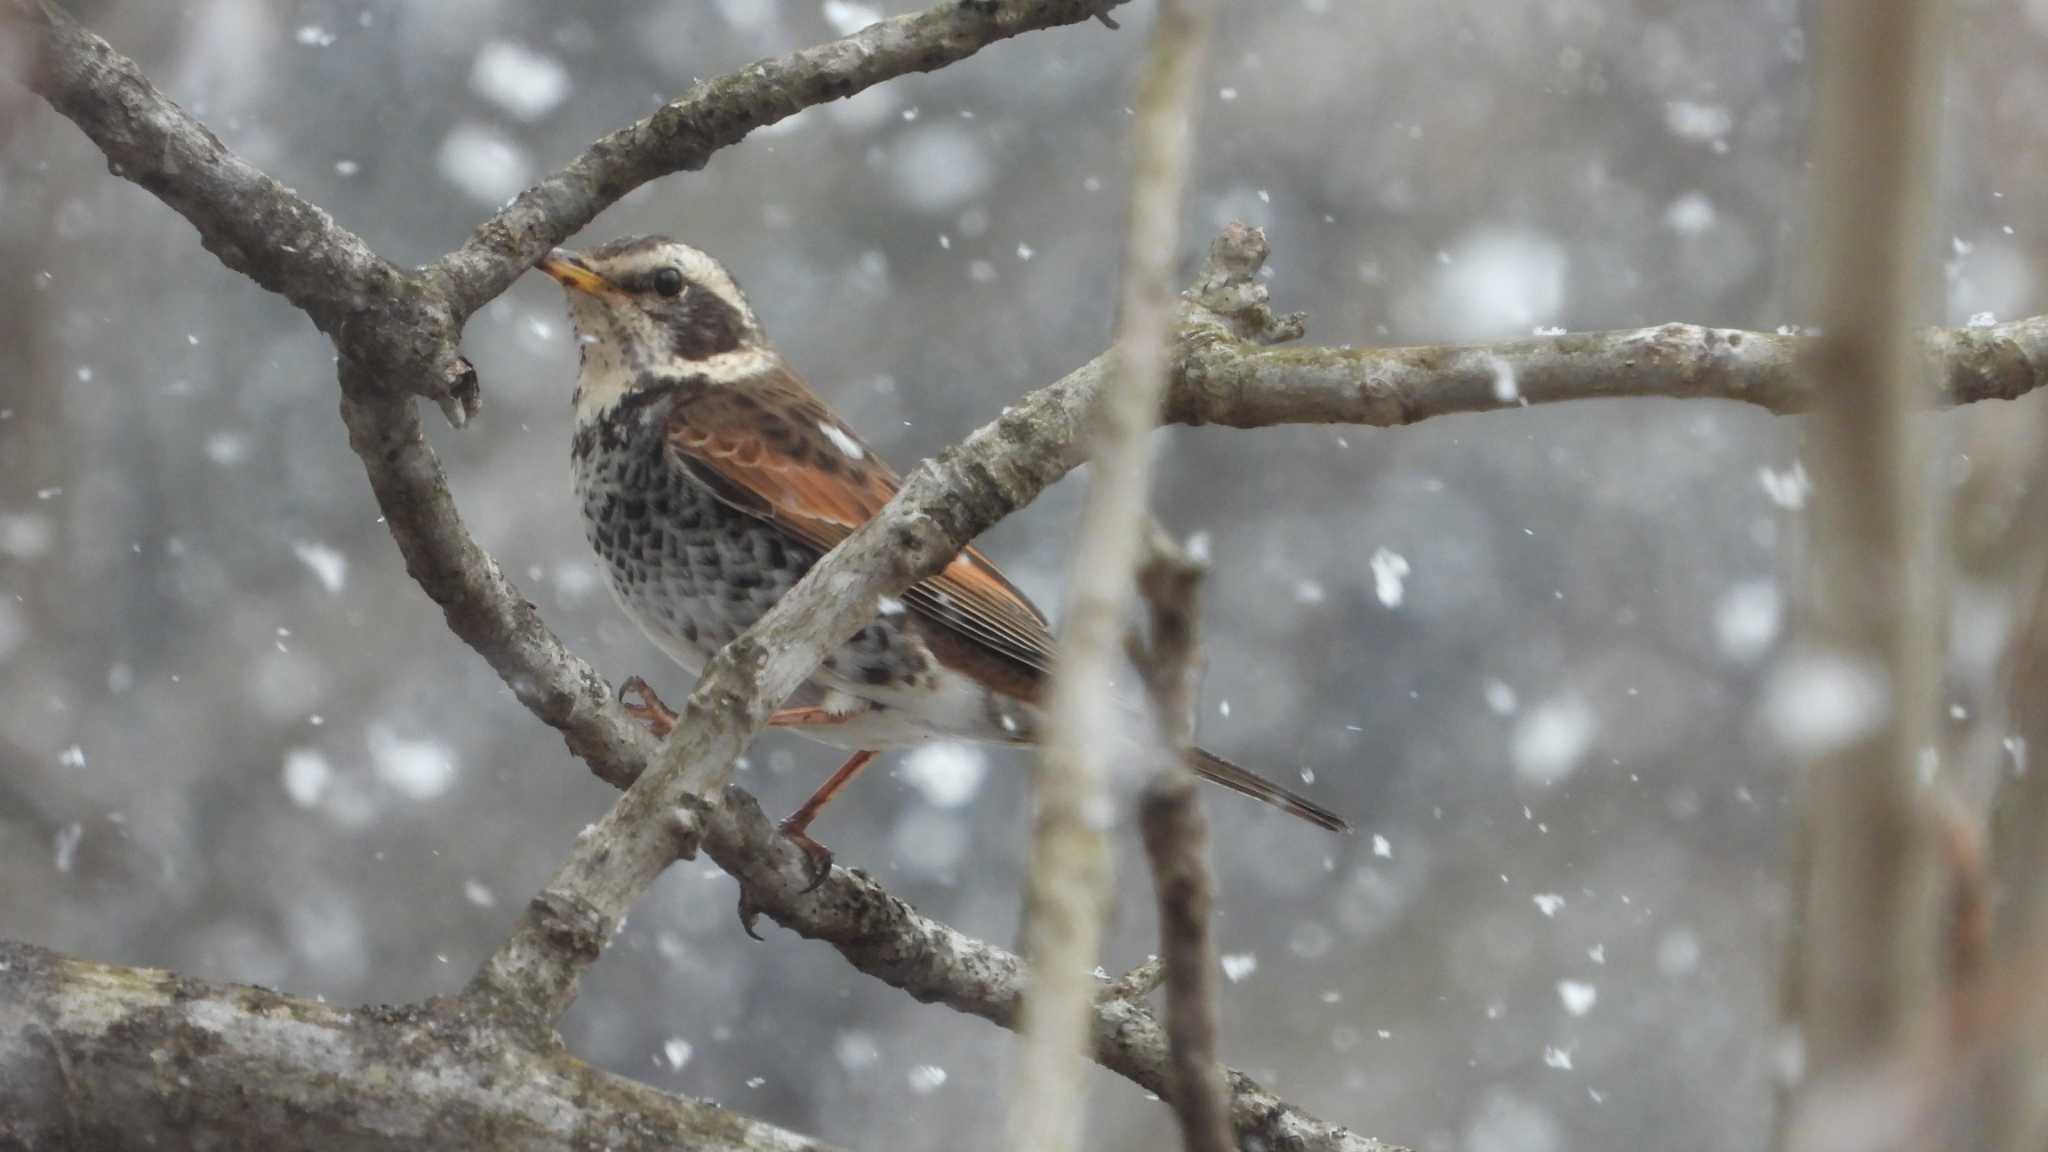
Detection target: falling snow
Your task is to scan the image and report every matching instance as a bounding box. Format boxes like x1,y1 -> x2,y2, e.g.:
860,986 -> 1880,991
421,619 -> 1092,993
367,726 -> 458,802
1758,461 -> 1811,510
1714,581 -> 1783,662
293,542 -> 348,594
1761,651 -> 1890,757
282,749 -> 332,808
435,123 -> 534,204
1220,953 -> 1259,982
470,41 -> 571,121
899,742 -> 987,808
53,823 -> 82,873
822,0 -> 883,34
1557,980 -> 1598,1016
1369,548 -> 1410,607
1511,697 -> 1596,785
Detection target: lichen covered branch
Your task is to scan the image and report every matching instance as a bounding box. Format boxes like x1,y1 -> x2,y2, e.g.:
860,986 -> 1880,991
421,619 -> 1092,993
0,941 -> 833,1152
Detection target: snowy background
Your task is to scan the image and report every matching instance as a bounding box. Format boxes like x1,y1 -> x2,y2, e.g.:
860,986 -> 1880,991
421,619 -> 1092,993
4,2 -> 2047,1149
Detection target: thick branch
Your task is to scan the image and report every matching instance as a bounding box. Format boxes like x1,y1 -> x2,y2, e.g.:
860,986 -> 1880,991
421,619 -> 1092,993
1009,0 -> 1213,1147
432,0 -> 1127,317
0,941 -> 831,1152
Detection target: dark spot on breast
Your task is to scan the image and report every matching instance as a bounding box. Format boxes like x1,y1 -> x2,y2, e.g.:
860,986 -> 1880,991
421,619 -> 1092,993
861,664 -> 894,686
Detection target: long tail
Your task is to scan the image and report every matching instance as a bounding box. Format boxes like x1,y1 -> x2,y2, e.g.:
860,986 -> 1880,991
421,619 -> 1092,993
1187,746 -> 1352,833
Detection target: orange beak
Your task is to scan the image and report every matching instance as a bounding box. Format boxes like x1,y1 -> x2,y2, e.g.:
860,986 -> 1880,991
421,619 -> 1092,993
538,248 -> 616,296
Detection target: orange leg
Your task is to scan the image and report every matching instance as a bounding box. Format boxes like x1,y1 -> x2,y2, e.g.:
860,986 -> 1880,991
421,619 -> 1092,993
620,679 -> 856,739
777,750 -> 876,893
736,749 -> 881,940
767,705 -> 854,728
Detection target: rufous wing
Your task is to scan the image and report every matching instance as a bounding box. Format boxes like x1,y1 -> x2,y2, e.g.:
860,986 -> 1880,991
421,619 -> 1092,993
663,361 -> 1056,680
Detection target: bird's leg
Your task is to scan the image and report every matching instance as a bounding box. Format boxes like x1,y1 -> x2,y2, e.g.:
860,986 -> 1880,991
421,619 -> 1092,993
766,705 -> 855,727
736,748 -> 879,940
779,750 -> 875,891
617,676 -> 678,738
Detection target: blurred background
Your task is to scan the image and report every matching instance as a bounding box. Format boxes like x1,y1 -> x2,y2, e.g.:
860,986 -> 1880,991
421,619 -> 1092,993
5,1 -> 2048,1149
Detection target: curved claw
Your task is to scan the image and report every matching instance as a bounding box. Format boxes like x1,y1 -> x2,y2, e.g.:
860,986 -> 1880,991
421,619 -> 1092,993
618,675 -> 677,738
735,889 -> 766,942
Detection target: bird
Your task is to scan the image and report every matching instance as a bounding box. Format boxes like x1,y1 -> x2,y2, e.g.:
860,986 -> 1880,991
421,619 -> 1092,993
538,235 -> 1350,883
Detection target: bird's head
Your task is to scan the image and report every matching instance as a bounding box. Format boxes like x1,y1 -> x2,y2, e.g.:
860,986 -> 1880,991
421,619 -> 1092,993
539,236 -> 770,418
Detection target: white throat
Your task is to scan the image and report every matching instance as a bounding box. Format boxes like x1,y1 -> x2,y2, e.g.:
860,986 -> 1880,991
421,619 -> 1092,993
572,337 -> 781,426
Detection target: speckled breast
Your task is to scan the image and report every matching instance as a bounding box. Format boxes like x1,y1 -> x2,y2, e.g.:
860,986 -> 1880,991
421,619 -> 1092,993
570,380 -> 919,690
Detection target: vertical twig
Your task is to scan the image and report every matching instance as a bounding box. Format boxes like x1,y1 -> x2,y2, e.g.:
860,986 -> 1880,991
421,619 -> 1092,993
1779,0 -> 1948,1138
1979,408 -> 2048,1150
1006,0 -> 1217,1148
1132,531 -> 1234,1152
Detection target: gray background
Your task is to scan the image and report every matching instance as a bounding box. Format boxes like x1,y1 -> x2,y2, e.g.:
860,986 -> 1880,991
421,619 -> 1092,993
3,2 -> 2045,1149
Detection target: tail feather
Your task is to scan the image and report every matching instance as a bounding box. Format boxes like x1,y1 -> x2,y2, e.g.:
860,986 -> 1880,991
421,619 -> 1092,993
1187,746 -> 1352,833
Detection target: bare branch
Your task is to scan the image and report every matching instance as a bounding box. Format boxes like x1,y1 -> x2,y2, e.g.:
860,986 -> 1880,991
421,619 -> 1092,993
1172,314 -> 2048,430
5,4 -> 1387,1142
430,0 -> 1128,317
1132,532 -> 1233,1152
693,787 -> 1396,1152
0,941 -> 833,1152
1009,1 -> 1214,1147
0,0 -> 476,413
0,0 -> 392,320
1780,0 -> 1948,1135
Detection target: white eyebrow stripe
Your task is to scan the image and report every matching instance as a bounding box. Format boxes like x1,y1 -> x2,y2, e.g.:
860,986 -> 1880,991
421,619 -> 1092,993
818,421 -> 865,460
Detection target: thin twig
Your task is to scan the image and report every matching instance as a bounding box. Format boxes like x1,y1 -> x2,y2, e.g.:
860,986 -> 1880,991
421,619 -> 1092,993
1007,0 -> 1216,1148
430,0 -> 1132,317
1779,2 -> 1948,1145
1132,531 -> 1233,1152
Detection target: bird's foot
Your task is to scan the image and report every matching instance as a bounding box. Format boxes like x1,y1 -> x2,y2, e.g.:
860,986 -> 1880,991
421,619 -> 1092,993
733,815 -> 835,934
776,817 -> 836,895
617,675 -> 677,738
733,821 -> 838,941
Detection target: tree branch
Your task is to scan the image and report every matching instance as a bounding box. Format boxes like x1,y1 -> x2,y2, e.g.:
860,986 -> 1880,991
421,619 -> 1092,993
1780,0 -> 1947,1142
1131,532 -> 1234,1152
13,1 -> 2041,1149
0,0 -> 470,412
1009,0 -> 1213,1146
1169,314 -> 2048,431
429,0 -> 1128,318
0,941 -> 833,1152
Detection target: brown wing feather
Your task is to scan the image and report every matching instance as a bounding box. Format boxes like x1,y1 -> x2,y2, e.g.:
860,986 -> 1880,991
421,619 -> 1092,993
664,363 -> 1056,677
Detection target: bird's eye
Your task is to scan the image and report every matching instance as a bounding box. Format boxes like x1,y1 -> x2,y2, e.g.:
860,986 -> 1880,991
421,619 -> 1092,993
653,267 -> 686,297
